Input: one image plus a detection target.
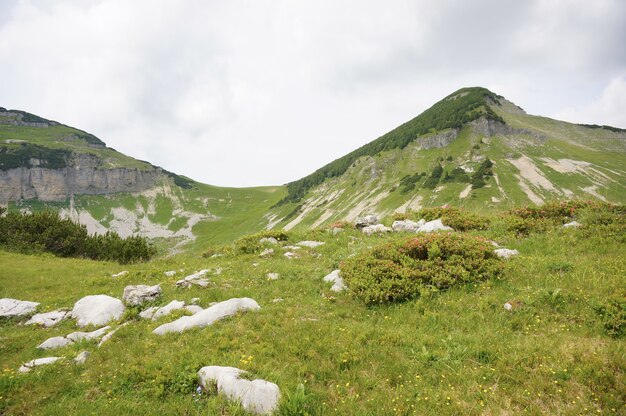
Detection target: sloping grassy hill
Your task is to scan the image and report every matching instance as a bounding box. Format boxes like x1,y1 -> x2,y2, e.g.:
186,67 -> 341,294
1,202 -> 624,415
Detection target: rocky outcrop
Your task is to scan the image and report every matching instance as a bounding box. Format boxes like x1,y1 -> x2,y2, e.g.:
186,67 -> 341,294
414,129 -> 459,150
470,117 -> 545,141
0,153 -> 163,202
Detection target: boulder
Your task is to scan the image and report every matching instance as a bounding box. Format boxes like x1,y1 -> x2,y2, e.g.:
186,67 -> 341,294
0,298 -> 39,317
197,366 -> 280,415
74,351 -> 90,365
296,241 -> 325,248
563,221 -> 581,228
71,295 -> 125,327
323,270 -> 347,292
355,215 -> 378,228
25,310 -> 69,327
18,357 -> 62,373
153,298 -> 260,335
67,326 -> 111,342
417,219 -> 452,232
362,224 -> 392,235
495,248 -> 519,259
38,336 -> 73,350
122,284 -> 162,306
392,219 -> 425,232
259,237 -> 278,245
152,300 -> 186,320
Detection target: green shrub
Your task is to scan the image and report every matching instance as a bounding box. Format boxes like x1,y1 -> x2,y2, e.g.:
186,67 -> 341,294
593,297 -> 625,338
0,210 -> 155,263
234,230 -> 289,254
341,233 -> 503,304
412,207 -> 490,231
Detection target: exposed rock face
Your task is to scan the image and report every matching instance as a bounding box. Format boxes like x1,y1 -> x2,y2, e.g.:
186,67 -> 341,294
414,129 -> 459,150
0,153 -> 163,202
197,366 -> 280,415
470,118 -> 545,141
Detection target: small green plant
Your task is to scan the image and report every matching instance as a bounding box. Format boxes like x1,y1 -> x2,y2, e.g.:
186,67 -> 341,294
341,233 -> 503,304
593,297 -> 625,338
234,230 -> 290,254
278,384 -> 320,416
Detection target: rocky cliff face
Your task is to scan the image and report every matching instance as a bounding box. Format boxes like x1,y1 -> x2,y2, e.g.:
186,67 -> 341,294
0,153 -> 163,202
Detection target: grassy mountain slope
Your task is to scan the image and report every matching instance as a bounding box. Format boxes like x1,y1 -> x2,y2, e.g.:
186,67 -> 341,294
1,203 -> 624,415
269,88 -> 626,230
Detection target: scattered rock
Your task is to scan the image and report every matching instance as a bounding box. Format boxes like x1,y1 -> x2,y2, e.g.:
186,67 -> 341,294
489,241 -> 500,247
259,237 -> 278,245
111,271 -> 128,278
74,351 -> 90,365
153,298 -> 261,335
19,357 -> 62,373
495,248 -> 519,259
392,219 -> 425,232
282,245 -> 301,251
355,215 -> 378,228
152,300 -> 186,320
362,224 -> 392,235
176,270 -> 211,288
323,270 -> 347,292
284,252 -> 297,259
122,284 -> 162,306
0,298 -> 39,317
197,366 -> 280,415
139,306 -> 158,319
504,300 -> 523,311
67,326 -> 111,342
38,336 -> 73,350
266,273 -> 280,281
418,218 -> 453,232
259,248 -> 274,257
25,310 -> 69,327
164,270 -> 177,277
296,241 -> 325,248
563,221 -> 581,228
71,295 -> 125,327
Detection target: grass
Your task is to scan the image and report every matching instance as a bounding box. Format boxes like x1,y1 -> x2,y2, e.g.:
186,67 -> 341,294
1,203 -> 624,415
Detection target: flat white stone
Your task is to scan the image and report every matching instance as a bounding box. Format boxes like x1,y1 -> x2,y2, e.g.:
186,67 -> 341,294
71,295 -> 125,327
98,322 -> 129,347
296,241 -> 325,248
74,351 -> 90,365
123,284 -> 162,306
362,224 -> 392,235
198,366 -> 280,415
19,357 -> 62,373
111,271 -> 128,278
266,273 -> 280,281
38,336 -> 73,350
67,326 -> 111,342
153,298 -> 260,335
494,248 -> 519,259
392,219 -> 424,232
152,300 -> 186,320
25,310 -> 68,327
563,221 -> 581,228
417,218 -> 453,233
323,270 -> 347,292
0,298 -> 39,317
259,237 -> 278,245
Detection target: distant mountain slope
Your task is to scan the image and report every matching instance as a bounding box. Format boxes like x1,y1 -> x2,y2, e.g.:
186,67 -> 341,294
269,87 -> 626,230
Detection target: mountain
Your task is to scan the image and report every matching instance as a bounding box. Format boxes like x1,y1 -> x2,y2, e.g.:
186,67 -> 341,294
0,108 -> 285,249
268,87 -> 626,230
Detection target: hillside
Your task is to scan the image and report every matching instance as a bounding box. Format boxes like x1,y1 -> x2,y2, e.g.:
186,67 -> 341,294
268,87 -> 626,230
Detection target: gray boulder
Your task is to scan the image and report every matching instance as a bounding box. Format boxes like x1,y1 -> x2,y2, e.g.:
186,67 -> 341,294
417,219 -> 452,232
0,298 -> 39,317
323,270 -> 347,292
495,248 -> 519,259
362,224 -> 392,235
71,295 -> 125,327
18,357 -> 62,373
74,351 -> 90,365
259,237 -> 278,245
392,219 -> 425,232
197,366 -> 280,415
152,300 -> 186,320
122,284 -> 162,306
37,336 -> 73,350
25,310 -> 69,327
355,215 -> 378,228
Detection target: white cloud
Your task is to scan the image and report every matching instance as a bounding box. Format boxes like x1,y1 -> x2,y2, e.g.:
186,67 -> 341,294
0,0 -> 624,186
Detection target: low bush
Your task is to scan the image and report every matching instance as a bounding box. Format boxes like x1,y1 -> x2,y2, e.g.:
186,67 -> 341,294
413,207 -> 490,231
593,297 -> 625,338
0,209 -> 155,263
341,233 -> 503,304
234,230 -> 290,254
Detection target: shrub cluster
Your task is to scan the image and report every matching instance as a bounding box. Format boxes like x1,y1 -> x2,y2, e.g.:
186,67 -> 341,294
400,206 -> 490,231
0,209 -> 155,263
594,297 -> 625,338
341,233 -> 503,304
234,230 -> 289,254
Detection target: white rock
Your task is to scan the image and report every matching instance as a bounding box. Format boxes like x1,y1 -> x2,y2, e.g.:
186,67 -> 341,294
98,322 -> 129,347
25,310 -> 69,327
122,284 -> 162,306
259,237 -> 278,245
0,298 -> 39,317
362,224 -> 392,235
164,270 -> 177,277
185,305 -> 204,314
266,273 -> 280,281
74,351 -> 90,365
355,215 -> 378,228
139,306 -> 158,319
191,279 -> 210,288
392,219 -> 424,232
563,221 -> 581,228
197,366 -> 280,415
259,248 -> 274,257
323,270 -> 347,292
495,248 -> 519,259
38,336 -> 73,350
504,302 -> 513,311
331,227 -> 344,235
296,241 -> 325,248
282,245 -> 301,251
67,326 -> 111,342
153,298 -> 260,335
489,241 -> 500,247
417,218 -> 453,233
152,300 -> 186,320
111,271 -> 128,278
18,357 -> 62,373
71,295 -> 125,327
284,252 -> 297,259
176,270 -> 211,288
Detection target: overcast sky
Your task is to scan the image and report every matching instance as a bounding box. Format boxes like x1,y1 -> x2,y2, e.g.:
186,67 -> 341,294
1,0 -> 625,187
